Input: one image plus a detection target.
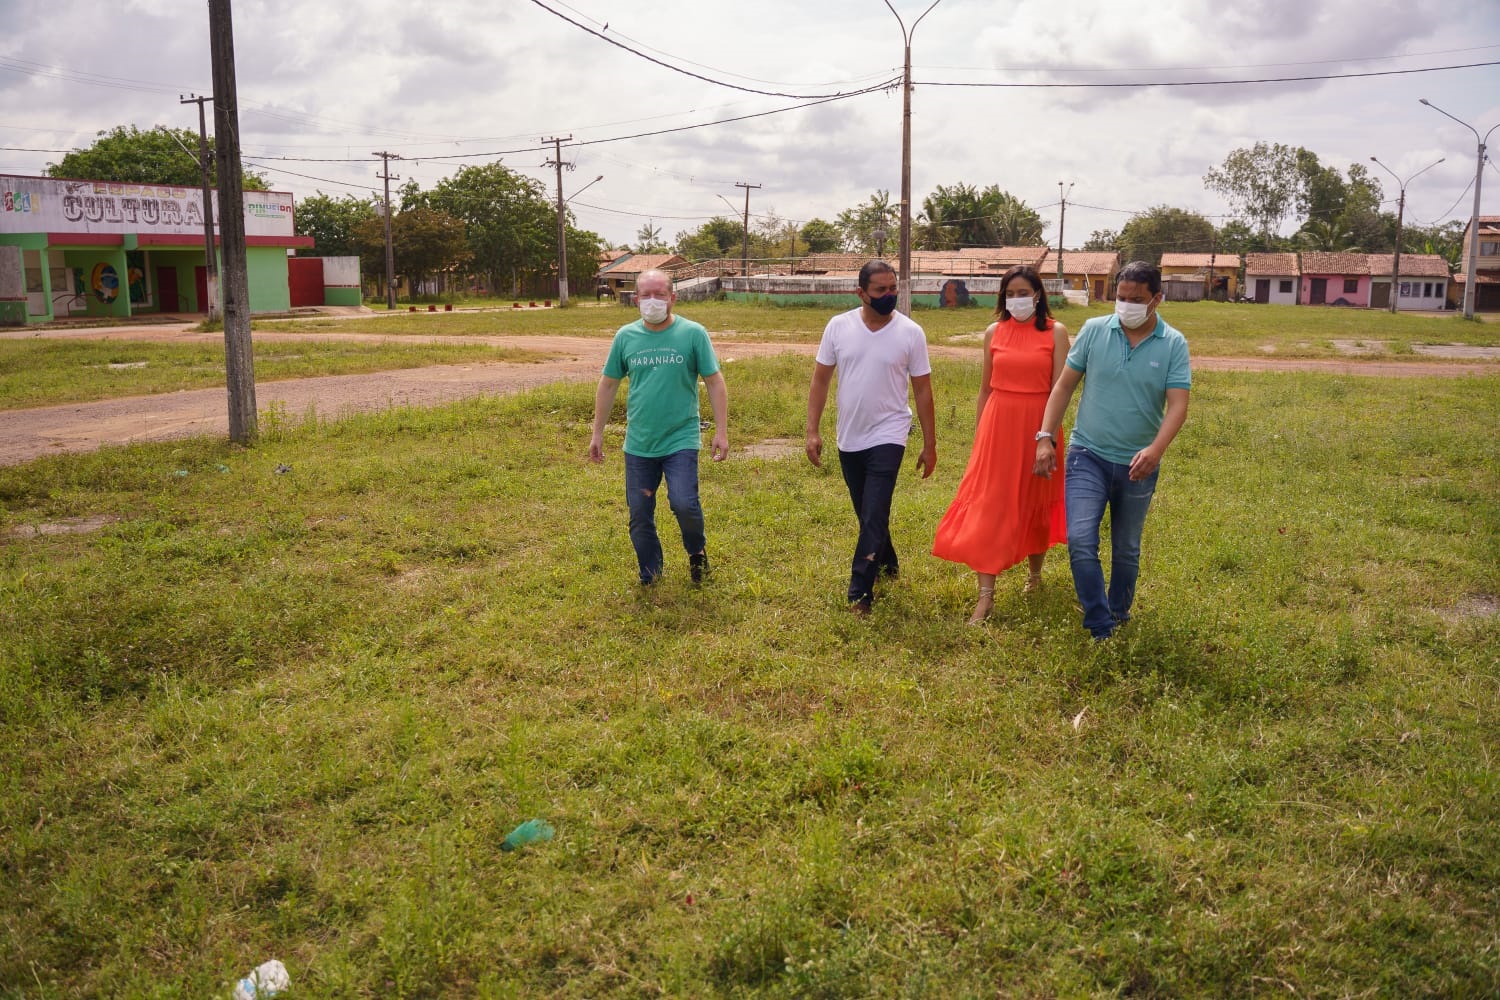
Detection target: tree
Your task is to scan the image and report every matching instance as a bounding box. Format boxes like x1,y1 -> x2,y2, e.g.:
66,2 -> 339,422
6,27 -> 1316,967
672,216 -> 746,261
1402,219 -> 1466,267
1117,205 -> 1215,264
1214,220 -> 1262,257
1203,141 -> 1303,245
800,218 -> 843,253
354,205 -> 471,297
423,162 -> 555,296
1295,219 -> 1362,253
294,193 -> 378,258
46,124 -> 268,190
836,190 -> 895,255
565,226 -> 606,298
916,183 -> 1045,249
1083,229 -> 1118,251
634,221 -> 668,254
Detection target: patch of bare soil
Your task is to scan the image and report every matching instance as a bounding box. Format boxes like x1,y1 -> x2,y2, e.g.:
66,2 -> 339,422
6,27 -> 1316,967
740,438 -> 805,460
5,514 -> 120,538
1453,594 -> 1499,619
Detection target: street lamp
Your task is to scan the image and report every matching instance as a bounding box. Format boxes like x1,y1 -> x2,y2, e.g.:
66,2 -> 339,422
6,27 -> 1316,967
885,0 -> 943,315
1419,98 -> 1500,319
565,174 -> 604,205
1369,155 -> 1444,313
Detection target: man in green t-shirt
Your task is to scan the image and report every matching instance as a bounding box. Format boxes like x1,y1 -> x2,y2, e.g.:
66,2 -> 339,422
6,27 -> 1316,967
589,269 -> 729,585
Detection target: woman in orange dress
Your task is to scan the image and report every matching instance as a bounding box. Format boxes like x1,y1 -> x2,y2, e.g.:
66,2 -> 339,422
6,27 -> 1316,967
932,265 -> 1070,623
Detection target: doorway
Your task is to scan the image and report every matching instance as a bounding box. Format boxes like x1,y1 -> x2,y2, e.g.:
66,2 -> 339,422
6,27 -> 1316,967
1254,279 -> 1270,304
1309,278 -> 1327,305
157,268 -> 179,314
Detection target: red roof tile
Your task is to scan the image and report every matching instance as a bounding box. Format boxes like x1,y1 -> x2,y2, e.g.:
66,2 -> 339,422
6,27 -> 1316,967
1244,252 -> 1300,275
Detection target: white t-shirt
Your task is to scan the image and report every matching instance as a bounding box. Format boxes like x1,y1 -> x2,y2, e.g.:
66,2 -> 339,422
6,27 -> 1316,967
815,307 -> 932,452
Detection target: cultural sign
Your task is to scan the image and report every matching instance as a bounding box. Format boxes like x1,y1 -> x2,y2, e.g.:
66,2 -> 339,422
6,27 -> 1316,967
0,175 -> 294,238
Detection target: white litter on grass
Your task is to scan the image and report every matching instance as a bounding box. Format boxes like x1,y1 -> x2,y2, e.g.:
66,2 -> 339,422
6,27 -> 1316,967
232,959 -> 289,999
1071,707 -> 1088,731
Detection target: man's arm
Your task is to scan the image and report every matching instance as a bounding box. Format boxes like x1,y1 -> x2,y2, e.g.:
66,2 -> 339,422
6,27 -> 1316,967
1128,387 -> 1189,481
1033,366 -> 1083,478
805,362 -> 835,467
911,372 -> 936,478
703,370 -> 729,461
588,375 -> 622,463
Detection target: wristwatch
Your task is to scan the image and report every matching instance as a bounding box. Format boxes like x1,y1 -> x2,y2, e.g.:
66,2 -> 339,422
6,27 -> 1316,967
1034,430 -> 1055,444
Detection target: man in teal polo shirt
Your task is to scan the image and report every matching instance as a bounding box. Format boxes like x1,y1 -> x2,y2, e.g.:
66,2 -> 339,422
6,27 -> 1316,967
1035,261 -> 1191,639
589,269 -> 729,585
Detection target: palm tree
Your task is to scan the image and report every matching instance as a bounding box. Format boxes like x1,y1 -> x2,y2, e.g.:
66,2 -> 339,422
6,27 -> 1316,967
1295,220 -> 1360,253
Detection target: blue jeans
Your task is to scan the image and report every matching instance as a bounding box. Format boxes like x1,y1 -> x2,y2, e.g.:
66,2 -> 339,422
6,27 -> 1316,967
1064,446 -> 1159,638
624,449 -> 705,583
838,443 -> 905,603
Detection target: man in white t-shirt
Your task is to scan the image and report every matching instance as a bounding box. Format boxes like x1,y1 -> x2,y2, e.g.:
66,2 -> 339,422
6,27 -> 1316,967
806,260 -> 937,616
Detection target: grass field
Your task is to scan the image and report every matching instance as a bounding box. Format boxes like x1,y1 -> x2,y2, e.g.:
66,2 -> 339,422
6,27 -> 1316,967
0,340 -> 556,411
259,299 -> 1500,357
2,350 -> 1497,996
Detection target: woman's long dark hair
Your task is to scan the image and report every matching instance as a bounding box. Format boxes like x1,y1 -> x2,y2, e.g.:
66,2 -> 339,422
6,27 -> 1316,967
995,265 -> 1051,331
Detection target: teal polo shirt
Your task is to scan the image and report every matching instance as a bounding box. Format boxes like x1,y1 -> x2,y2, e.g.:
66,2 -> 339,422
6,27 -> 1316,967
1066,313 -> 1192,464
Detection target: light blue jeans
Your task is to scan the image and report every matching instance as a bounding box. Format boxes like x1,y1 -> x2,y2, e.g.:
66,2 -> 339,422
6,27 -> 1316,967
624,449 -> 705,584
1064,446 -> 1159,638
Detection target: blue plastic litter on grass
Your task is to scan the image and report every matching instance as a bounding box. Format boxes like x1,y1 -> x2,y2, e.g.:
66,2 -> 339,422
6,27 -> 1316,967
501,819 -> 554,852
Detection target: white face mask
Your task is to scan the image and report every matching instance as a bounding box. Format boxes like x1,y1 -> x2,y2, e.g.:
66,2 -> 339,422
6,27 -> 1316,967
1115,299 -> 1152,328
1006,296 -> 1036,321
638,297 -> 670,325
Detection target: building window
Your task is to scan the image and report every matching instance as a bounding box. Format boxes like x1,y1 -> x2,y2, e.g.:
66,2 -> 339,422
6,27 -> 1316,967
1278,279 -> 1293,294
1400,282 -> 1412,297
1481,241 -> 1499,255
1343,278 -> 1358,293
1423,282 -> 1434,297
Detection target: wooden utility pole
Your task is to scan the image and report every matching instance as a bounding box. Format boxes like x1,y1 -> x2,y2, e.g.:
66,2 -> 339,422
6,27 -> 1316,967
735,181 -> 760,276
180,93 -> 218,322
373,151 -> 401,309
543,136 -> 574,305
207,0 -> 255,444
1057,181 -> 1073,290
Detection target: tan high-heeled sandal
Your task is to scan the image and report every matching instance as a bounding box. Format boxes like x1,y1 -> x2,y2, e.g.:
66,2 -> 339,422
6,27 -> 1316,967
1023,572 -> 1043,594
968,587 -> 996,625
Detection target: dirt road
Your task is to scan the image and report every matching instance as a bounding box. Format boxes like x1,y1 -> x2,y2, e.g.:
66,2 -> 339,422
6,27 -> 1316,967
1,329 -> 1492,467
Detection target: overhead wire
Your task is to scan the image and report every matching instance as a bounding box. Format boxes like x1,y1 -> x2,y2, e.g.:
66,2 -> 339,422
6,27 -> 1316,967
524,0 -> 901,100
916,59 -> 1500,88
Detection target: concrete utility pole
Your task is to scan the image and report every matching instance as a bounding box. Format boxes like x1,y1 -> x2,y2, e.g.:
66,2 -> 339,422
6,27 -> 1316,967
543,136 -> 574,305
373,151 -> 401,310
1370,154 -> 1445,314
207,0 -> 255,444
1417,98 -> 1496,320
1057,181 -> 1073,289
180,93 -> 219,322
886,0 -> 941,315
735,181 -> 760,276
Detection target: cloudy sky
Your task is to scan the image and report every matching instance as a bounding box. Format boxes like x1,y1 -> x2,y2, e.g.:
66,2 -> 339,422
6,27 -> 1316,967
2,0 -> 1498,251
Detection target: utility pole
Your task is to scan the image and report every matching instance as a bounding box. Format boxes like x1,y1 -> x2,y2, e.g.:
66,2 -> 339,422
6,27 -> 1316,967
1057,181 -> 1073,290
1370,154 -> 1445,314
373,151 -> 400,310
735,181 -> 760,276
886,0 -> 941,315
1419,99 -> 1498,320
207,0 -> 255,444
180,93 -> 218,322
543,136 -> 574,305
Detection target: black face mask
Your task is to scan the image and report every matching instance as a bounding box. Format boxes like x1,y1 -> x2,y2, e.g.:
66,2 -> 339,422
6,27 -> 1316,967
868,292 -> 898,316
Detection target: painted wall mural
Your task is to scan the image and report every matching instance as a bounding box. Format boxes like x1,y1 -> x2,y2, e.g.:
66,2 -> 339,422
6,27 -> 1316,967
90,262 -> 119,304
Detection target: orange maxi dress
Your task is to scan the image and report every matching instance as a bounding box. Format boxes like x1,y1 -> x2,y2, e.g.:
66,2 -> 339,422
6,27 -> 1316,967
932,316 -> 1067,574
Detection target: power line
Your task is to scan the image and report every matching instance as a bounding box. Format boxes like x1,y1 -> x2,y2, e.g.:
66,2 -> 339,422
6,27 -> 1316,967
916,59 -> 1500,89
525,0 -> 901,100
921,42 -> 1500,76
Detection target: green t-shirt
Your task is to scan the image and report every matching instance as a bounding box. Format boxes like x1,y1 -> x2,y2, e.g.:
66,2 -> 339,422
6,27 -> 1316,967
603,315 -> 720,457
